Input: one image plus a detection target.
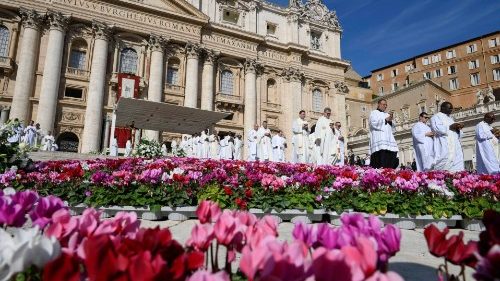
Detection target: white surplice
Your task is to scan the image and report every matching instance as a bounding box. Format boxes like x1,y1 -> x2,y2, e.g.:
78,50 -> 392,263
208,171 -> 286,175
109,138 -> 118,156
161,143 -> 168,156
208,134 -> 220,159
23,125 -> 37,147
257,127 -> 273,161
272,134 -> 286,162
369,110 -> 398,154
323,128 -> 338,165
193,136 -> 200,158
335,128 -> 345,166
247,129 -> 258,161
171,140 -> 178,155
475,121 -> 499,174
125,140 -> 133,157
292,118 -> 309,163
430,112 -> 464,172
412,122 -> 434,171
234,137 -> 242,160
315,116 -> 331,157
220,136 -> 233,160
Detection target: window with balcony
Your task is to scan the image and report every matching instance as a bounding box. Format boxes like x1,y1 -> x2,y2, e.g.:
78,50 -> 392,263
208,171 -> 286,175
466,43 -> 477,54
69,50 -> 86,69
220,70 -> 234,95
166,57 -> 180,86
312,89 -> 322,112
449,78 -> 459,90
468,59 -> 479,69
470,73 -> 480,86
310,31 -> 322,51
0,26 -> 9,57
119,48 -> 138,74
493,69 -> 500,81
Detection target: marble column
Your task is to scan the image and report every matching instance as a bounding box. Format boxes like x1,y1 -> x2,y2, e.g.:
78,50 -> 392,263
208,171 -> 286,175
184,43 -> 200,108
244,59 -> 258,135
281,67 -> 303,161
10,10 -> 43,123
102,115 -> 111,152
144,34 -> 166,141
37,12 -> 69,133
81,21 -> 112,153
0,106 -> 10,124
200,50 -> 216,111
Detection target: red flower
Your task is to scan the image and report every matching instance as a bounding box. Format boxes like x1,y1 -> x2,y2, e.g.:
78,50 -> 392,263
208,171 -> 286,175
245,188 -> 253,198
236,198 -> 248,210
446,237 -> 478,267
224,186 -> 233,196
424,224 -> 460,258
43,253 -> 81,281
245,180 -> 254,188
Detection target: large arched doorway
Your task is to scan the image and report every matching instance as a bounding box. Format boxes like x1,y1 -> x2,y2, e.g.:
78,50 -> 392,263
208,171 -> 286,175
57,132 -> 79,152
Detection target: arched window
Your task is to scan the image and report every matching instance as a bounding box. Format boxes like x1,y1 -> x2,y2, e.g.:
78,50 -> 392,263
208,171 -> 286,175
220,70 -> 234,95
119,48 -> 138,74
312,89 -> 322,112
68,39 -> 87,70
166,57 -> 180,85
0,26 -> 10,57
266,79 -> 276,103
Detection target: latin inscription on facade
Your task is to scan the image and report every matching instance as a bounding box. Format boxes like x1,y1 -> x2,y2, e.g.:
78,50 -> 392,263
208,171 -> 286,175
55,0 -> 201,35
202,33 -> 257,52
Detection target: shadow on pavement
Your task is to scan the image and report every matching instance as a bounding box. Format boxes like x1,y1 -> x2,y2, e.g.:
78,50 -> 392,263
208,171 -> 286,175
390,262 -> 437,281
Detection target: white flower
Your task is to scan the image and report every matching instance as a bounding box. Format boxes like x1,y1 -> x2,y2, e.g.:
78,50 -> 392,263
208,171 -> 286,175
0,227 -> 61,280
2,187 -> 16,196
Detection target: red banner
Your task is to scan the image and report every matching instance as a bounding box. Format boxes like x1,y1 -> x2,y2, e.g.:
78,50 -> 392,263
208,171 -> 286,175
114,127 -> 132,148
117,73 -> 140,101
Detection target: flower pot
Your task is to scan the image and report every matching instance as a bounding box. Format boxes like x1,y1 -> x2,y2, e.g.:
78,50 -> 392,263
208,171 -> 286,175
142,211 -> 164,221
460,218 -> 485,231
415,215 -> 462,229
271,209 -> 308,222
168,206 -> 197,221
328,211 -> 341,226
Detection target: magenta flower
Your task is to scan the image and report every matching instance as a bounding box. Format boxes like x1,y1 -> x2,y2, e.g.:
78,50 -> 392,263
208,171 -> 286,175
0,197 -> 25,227
30,195 -> 67,228
187,270 -> 230,281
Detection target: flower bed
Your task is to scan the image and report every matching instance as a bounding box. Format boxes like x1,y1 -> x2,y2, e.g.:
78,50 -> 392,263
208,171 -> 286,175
1,189 -> 405,281
1,158 -> 499,219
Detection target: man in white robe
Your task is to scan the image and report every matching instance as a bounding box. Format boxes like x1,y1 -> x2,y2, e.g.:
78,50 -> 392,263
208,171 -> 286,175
34,123 -> 43,147
334,122 -> 345,166
200,130 -> 210,158
314,107 -> 332,161
247,124 -> 259,161
220,134 -> 234,160
7,119 -> 23,143
161,143 -> 168,156
192,133 -> 200,158
323,121 -> 339,165
171,139 -> 178,155
292,110 -> 309,163
430,101 -> 464,172
369,99 -> 399,168
124,139 -> 133,157
208,131 -> 220,159
179,135 -> 190,156
109,137 -> 118,156
234,135 -> 243,160
272,130 -> 286,162
23,121 -> 37,147
307,131 -> 317,164
412,112 -> 435,171
475,113 -> 499,174
257,121 -> 273,161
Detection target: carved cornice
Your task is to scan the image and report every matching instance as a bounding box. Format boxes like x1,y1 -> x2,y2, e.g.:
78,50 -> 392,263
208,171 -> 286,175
47,11 -> 70,32
281,67 -> 304,82
185,42 -> 201,59
19,9 -> 43,30
334,80 -> 349,94
91,20 -> 113,41
298,0 -> 342,31
148,34 -> 167,52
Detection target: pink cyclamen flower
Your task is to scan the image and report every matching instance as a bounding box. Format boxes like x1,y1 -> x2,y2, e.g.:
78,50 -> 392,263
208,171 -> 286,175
186,223 -> 214,251
30,196 -> 67,228
196,200 -> 222,224
187,270 -> 230,281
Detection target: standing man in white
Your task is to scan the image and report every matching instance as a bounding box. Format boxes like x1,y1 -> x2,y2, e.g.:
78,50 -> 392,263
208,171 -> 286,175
369,99 -> 399,168
272,130 -> 286,162
475,112 -> 499,174
430,101 -> 464,172
109,137 -> 118,156
257,121 -> 273,161
247,124 -> 259,161
124,138 -> 133,157
208,130 -> 220,159
334,121 -> 345,166
292,110 -> 309,163
412,112 -> 435,171
323,121 -> 339,165
234,135 -> 242,160
23,120 -> 37,147
315,107 -> 332,163
42,131 -> 57,151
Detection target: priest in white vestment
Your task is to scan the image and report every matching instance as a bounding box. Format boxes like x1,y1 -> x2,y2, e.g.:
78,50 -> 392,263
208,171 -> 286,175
292,110 -> 309,163
323,121 -> 339,165
109,137 -> 118,156
171,140 -> 178,155
35,123 -> 43,147
247,124 -> 259,161
475,113 -> 499,174
334,122 -> 345,166
234,135 -> 242,160
430,101 -> 464,172
369,99 -> 399,168
257,121 -> 273,161
200,130 -> 210,158
41,131 -> 57,151
124,139 -> 133,157
161,143 -> 168,156
23,121 -> 37,147
307,131 -> 317,164
179,135 -> 190,156
220,135 -> 234,160
208,132 -> 220,159
314,107 -> 332,161
412,112 -> 435,171
272,130 -> 286,162
192,133 -> 200,158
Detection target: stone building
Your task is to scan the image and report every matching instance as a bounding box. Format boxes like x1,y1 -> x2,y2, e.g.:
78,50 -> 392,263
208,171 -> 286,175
365,31 -> 500,109
0,0 -> 351,157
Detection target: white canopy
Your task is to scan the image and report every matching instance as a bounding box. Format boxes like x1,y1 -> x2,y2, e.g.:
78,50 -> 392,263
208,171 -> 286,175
115,98 -> 233,134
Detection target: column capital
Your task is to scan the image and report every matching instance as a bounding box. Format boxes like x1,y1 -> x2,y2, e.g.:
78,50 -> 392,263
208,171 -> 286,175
334,80 -> 349,94
148,34 -> 167,52
244,58 -> 258,74
91,20 -> 113,41
281,67 -> 304,82
19,9 -> 43,30
185,42 -> 201,59
203,49 -> 219,64
47,11 -> 70,32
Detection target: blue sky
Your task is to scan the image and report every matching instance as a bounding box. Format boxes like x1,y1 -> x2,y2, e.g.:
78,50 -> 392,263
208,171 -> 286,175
270,0 -> 500,77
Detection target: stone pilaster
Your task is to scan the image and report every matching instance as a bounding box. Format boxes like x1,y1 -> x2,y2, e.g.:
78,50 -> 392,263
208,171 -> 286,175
81,21 -> 112,153
282,67 -> 304,160
244,58 -> 258,136
200,49 -> 217,111
37,12 -> 70,133
144,34 -> 166,141
10,9 -> 43,122
183,42 -> 200,108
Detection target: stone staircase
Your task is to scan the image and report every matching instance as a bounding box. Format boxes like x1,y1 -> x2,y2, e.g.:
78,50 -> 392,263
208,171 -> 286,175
29,151 -> 118,162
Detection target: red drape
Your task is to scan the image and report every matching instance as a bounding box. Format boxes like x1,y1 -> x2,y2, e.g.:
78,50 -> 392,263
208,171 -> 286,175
114,127 -> 131,148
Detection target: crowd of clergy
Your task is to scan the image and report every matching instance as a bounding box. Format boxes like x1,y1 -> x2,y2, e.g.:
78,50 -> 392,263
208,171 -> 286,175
3,118 -> 58,151
369,99 -> 500,175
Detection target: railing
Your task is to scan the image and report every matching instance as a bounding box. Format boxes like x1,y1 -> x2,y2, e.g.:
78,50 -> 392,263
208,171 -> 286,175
215,93 -> 243,105
66,67 -> 89,79
164,83 -> 185,95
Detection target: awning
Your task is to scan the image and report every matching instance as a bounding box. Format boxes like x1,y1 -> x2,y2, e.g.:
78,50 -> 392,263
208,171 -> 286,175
115,98 -> 233,134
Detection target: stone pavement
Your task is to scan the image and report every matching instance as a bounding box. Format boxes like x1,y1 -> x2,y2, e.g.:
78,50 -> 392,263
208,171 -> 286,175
140,219 -> 479,281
